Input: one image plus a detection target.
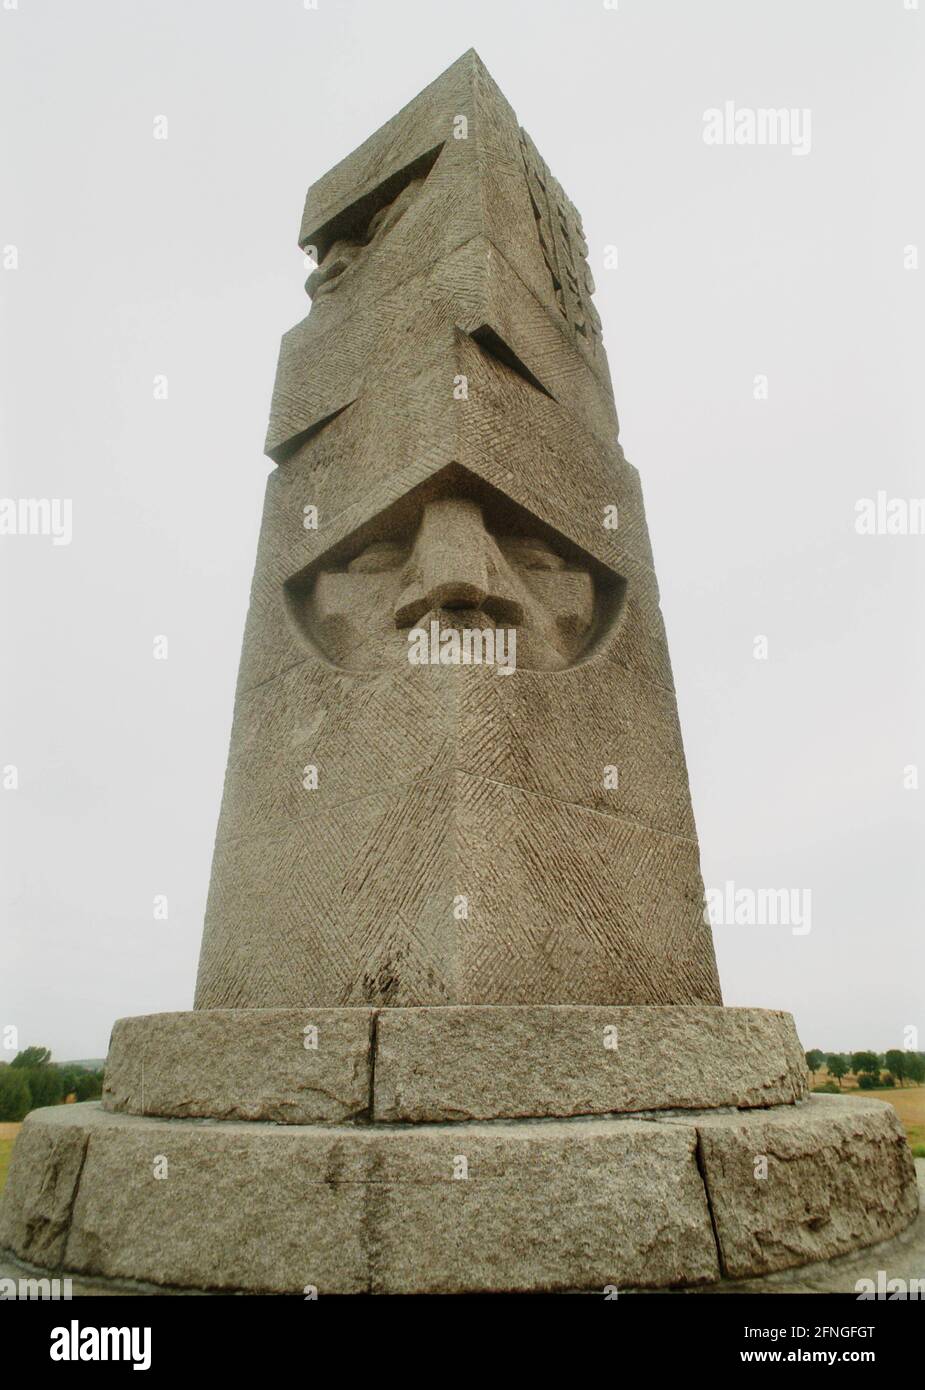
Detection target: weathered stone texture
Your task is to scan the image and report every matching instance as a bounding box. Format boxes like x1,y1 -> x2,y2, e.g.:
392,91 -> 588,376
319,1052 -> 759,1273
365,1115 -> 718,1293
689,1095 -> 920,1278
103,1009 -> 374,1123
195,46 -> 720,1012
2,1104 -> 718,1293
99,1005 -> 805,1125
5,1160 -> 924,1298
373,1005 -> 807,1122
3,1097 -> 915,1292
0,1109 -> 89,1268
295,51 -> 607,392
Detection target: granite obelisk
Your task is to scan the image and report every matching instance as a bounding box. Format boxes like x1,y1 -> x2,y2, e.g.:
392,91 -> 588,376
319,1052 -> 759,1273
1,51 -> 917,1294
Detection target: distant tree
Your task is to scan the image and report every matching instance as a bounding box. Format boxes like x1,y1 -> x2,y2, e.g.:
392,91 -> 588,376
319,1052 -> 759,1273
20,1066 -> 63,1110
805,1049 -> 825,1082
858,1071 -> 884,1090
74,1072 -> 103,1102
0,1068 -> 31,1121
9,1046 -> 52,1070
851,1051 -> 881,1079
906,1053 -> 925,1085
826,1054 -> 849,1089
885,1050 -> 907,1087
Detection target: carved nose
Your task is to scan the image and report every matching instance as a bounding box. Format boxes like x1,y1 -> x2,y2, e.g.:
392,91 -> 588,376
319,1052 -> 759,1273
417,499 -> 490,610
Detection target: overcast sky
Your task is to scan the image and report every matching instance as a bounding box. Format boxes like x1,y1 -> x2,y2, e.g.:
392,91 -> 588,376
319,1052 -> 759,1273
1,0 -> 922,1060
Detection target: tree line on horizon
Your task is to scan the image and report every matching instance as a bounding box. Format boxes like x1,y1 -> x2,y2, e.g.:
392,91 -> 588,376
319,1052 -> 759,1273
2,1044 -> 923,1121
804,1048 -> 925,1091
0,1046 -> 104,1121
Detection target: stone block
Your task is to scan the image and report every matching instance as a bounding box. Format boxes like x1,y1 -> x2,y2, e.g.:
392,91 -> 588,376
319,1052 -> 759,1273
373,1005 -> 807,1122
103,1009 -> 374,1123
0,1109 -> 89,1268
2,1104 -> 719,1293
691,1095 -> 920,1278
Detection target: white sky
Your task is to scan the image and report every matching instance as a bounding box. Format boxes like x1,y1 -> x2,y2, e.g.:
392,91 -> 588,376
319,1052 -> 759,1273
1,0 -> 923,1059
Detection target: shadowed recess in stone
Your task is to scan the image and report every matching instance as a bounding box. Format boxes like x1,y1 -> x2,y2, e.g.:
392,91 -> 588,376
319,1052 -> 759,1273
301,143 -> 445,268
269,401 -> 356,465
283,462 -> 626,672
469,325 -> 556,399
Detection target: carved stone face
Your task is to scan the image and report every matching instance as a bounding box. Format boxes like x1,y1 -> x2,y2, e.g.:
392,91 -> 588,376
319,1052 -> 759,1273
305,177 -> 425,302
285,483 -> 623,672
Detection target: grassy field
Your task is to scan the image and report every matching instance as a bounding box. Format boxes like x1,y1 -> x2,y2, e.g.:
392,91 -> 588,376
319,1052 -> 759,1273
849,1086 -> 925,1153
0,1122 -> 22,1194
812,1072 -> 925,1154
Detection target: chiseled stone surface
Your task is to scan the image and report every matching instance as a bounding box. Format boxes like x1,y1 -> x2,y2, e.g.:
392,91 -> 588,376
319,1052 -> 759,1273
193,46 -> 723,1014
99,1005 -> 805,1125
0,1109 -> 89,1269
2,52 -> 913,1302
103,1009 -> 374,1124
373,1005 -> 808,1122
366,1115 -> 718,1293
2,1100 -> 918,1293
1,1104 -> 718,1294
693,1159 -> 925,1295
6,1161 -> 924,1298
686,1095 -> 920,1279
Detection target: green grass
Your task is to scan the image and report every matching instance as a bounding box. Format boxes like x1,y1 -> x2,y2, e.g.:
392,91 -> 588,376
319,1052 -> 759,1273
0,1136 -> 16,1194
841,1086 -> 925,1152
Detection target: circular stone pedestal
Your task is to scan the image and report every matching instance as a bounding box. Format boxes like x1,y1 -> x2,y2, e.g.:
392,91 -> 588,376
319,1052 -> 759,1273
100,1004 -> 810,1125
0,1095 -> 917,1294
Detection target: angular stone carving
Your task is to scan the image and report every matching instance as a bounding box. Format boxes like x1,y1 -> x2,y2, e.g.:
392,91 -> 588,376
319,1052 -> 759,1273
303,161 -> 437,303
518,127 -> 603,360
1,49 -> 917,1297
195,46 -> 721,1012
284,472 -> 624,672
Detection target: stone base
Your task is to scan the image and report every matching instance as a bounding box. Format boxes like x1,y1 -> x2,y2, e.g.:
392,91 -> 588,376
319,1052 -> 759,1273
0,1095 -> 917,1294
4,1004 -> 916,1294
102,1005 -> 809,1125
5,1162 -> 925,1297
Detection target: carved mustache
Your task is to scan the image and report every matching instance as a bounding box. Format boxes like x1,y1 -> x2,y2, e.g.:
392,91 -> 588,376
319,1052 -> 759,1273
304,250 -> 357,300
394,588 -> 525,630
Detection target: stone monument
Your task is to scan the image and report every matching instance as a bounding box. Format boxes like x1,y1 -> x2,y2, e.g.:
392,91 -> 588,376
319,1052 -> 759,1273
1,50 -> 917,1293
